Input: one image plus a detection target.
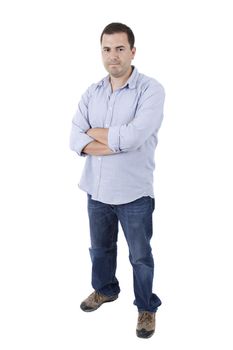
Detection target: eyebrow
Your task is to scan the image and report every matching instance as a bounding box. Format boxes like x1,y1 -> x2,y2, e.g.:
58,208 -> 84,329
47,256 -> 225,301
102,45 -> 126,49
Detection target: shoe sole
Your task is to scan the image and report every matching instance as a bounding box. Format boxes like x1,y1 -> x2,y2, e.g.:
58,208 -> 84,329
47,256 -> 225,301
136,329 -> 155,338
80,295 -> 118,312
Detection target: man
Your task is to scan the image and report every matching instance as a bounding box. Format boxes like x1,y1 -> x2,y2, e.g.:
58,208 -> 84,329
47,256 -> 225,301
70,22 -> 165,339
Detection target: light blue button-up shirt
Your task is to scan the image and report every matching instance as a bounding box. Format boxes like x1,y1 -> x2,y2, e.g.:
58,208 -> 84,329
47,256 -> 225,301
70,67 -> 165,204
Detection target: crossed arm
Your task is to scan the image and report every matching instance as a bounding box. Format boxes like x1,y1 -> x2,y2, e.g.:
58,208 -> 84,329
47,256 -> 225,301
82,128 -> 113,156
71,83 -> 165,157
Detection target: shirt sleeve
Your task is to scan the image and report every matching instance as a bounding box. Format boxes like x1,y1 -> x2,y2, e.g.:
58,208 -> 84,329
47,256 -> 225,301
108,81 -> 165,153
70,86 -> 95,157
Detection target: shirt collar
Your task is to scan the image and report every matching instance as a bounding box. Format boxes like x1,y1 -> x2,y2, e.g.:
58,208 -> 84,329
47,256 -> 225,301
125,66 -> 138,89
99,66 -> 139,90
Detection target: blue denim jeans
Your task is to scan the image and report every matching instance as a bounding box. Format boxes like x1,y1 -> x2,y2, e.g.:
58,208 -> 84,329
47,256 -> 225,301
87,194 -> 162,313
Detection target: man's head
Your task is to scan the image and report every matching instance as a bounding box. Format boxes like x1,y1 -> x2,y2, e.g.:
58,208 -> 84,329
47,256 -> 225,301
100,23 -> 136,79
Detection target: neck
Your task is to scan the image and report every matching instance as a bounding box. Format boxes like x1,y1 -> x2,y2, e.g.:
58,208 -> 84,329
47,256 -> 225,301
110,66 -> 133,91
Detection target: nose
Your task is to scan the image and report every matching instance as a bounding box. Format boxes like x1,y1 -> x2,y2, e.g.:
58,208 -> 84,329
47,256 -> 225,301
109,49 -> 119,61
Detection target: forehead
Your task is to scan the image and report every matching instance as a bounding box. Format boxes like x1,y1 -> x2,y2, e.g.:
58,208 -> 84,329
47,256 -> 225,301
101,32 -> 130,47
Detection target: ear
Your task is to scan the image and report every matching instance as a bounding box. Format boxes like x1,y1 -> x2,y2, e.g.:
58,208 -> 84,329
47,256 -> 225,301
131,47 -> 136,59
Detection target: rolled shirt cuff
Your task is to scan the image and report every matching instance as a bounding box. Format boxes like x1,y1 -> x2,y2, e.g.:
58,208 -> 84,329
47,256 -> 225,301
70,129 -> 94,157
78,136 -> 94,157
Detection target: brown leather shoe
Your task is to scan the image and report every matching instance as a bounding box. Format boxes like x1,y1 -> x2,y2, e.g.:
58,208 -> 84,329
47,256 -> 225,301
80,291 -> 118,312
136,311 -> 156,338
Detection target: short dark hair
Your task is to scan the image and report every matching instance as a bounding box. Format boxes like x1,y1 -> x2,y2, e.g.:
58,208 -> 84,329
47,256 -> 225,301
100,22 -> 135,49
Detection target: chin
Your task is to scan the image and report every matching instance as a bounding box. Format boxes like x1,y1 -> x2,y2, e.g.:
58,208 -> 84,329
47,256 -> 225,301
109,67 -> 122,75
111,72 -> 123,78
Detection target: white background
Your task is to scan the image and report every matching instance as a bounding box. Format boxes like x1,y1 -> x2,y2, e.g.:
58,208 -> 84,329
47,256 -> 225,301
0,0 -> 233,349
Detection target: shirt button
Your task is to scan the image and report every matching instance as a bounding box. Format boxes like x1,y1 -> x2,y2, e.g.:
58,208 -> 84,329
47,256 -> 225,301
98,157 -> 101,160
105,124 -> 108,127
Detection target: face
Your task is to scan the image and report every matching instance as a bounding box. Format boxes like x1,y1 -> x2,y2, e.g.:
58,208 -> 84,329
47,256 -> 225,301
101,32 -> 136,78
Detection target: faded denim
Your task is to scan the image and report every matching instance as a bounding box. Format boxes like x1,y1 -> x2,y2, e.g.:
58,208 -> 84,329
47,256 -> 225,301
87,194 -> 162,312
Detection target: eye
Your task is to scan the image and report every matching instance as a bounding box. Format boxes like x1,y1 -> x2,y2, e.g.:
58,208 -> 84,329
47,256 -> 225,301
103,48 -> 110,52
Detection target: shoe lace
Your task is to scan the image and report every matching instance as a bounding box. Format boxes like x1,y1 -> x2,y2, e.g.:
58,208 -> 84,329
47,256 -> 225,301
138,312 -> 153,325
87,291 -> 104,304
93,291 -> 103,303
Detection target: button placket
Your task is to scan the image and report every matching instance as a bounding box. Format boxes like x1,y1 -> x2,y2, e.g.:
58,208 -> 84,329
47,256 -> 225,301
104,92 -> 116,128
92,156 -> 102,199
95,92 -> 116,199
